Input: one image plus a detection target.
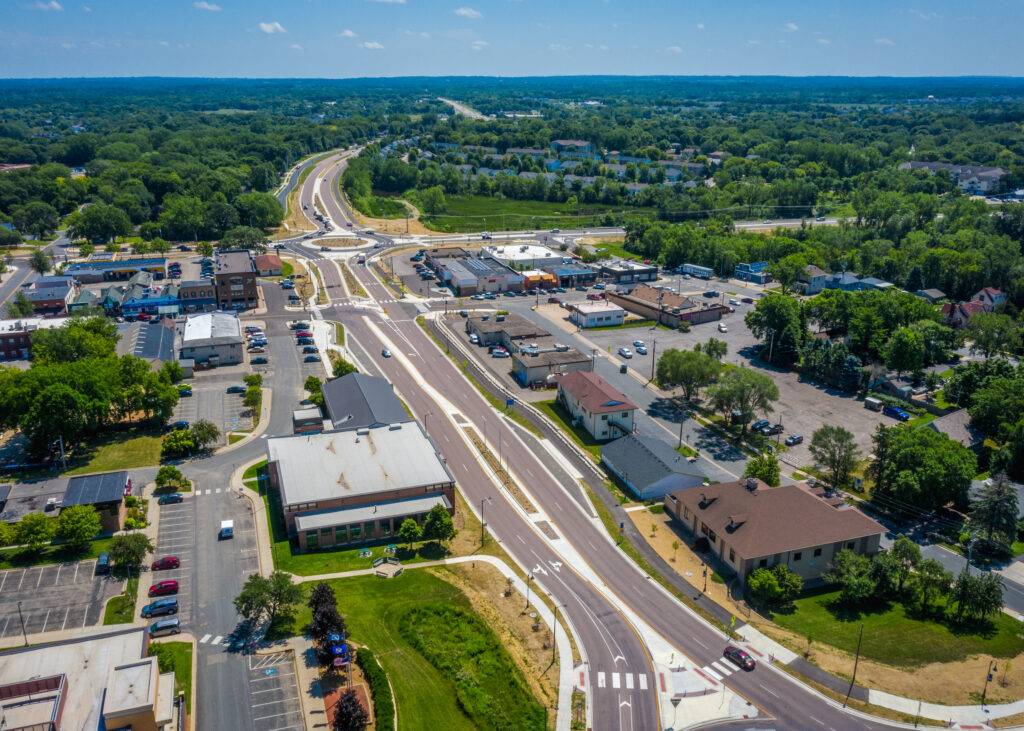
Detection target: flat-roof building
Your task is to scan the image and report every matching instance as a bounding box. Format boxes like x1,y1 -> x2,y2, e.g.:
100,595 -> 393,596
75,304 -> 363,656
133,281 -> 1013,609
266,422 -> 455,550
606,283 -> 728,328
482,244 -> 572,270
569,301 -> 626,328
511,348 -> 593,387
0,317 -> 69,360
213,250 -> 258,310
599,259 -> 658,284
178,311 -> 243,366
64,257 -> 167,284
426,248 -> 524,295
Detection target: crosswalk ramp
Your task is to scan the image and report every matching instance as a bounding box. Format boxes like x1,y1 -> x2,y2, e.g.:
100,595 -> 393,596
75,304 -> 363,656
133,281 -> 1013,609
595,671 -> 649,691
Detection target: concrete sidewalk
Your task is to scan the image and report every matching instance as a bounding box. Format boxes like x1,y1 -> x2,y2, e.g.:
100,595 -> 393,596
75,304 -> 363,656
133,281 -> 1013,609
229,459 -> 274,578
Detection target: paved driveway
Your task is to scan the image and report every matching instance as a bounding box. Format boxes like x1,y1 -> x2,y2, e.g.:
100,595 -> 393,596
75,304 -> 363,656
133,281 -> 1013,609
0,559 -> 122,638
247,650 -> 305,731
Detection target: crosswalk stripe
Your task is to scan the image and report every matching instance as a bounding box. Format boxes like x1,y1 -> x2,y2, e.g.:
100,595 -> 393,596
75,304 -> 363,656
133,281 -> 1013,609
200,634 -> 211,644
597,672 -> 606,689
611,672 -> 621,689
625,673 -> 634,690
638,674 -> 648,690
710,660 -> 733,676
214,488 -> 221,494
205,489 -> 212,495
702,666 -> 723,681
212,635 -> 222,645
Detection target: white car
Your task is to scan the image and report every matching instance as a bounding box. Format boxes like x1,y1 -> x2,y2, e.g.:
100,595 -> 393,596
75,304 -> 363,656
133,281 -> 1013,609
618,347 -> 633,359
632,340 -> 645,348
636,345 -> 648,355
729,298 -> 740,306
718,323 -> 728,333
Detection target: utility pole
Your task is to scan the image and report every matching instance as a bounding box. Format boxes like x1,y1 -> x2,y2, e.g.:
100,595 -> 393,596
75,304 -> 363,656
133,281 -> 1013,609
982,659 -> 998,707
16,601 -> 27,646
844,623 -> 865,707
678,408 -> 686,449
650,340 -> 657,382
701,562 -> 708,593
525,572 -> 534,610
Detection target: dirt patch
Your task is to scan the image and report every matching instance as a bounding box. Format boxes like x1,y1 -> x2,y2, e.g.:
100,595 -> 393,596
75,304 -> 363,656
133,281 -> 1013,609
993,710 -> 1024,728
462,426 -> 537,513
283,257 -> 314,301
576,236 -> 625,246
438,562 -> 560,724
339,261 -> 367,298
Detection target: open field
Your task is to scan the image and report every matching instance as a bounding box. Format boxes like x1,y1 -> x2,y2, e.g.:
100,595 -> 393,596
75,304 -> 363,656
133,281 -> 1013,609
65,428 -> 164,475
351,193 -> 410,219
414,194 -> 657,233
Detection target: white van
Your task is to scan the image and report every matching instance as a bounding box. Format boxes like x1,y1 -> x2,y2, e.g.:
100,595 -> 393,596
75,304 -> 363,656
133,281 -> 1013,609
864,397 -> 883,412
219,520 -> 234,540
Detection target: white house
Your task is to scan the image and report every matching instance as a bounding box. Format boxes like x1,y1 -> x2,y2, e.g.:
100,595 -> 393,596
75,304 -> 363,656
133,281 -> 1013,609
570,301 -> 626,328
556,371 -> 637,441
971,287 -> 1007,311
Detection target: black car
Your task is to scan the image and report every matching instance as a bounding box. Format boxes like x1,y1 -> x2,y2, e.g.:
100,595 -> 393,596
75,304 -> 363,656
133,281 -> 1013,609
784,434 -> 804,446
759,423 -> 784,436
226,385 -> 247,394
95,552 -> 111,575
723,645 -> 756,671
157,493 -> 184,505
302,346 -> 318,354
251,356 -> 269,365
750,419 -> 770,432
141,597 -> 179,618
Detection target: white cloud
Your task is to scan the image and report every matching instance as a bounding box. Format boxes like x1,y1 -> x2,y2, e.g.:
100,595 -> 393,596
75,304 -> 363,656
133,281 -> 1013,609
665,45 -> 682,54
60,41 -> 74,49
470,39 -> 488,50
696,22 -> 705,30
290,43 -> 304,50
598,44 -> 609,51
746,39 -> 761,46
33,1 -> 62,10
193,1 -> 221,11
455,6 -> 482,18
259,21 -> 286,34
816,36 -> 831,45
784,21 -> 799,31
359,40 -> 384,49
340,29 -> 357,38
159,40 -> 170,47
908,8 -> 941,21
548,43 -> 571,52
874,37 -> 895,45
82,5 -> 91,11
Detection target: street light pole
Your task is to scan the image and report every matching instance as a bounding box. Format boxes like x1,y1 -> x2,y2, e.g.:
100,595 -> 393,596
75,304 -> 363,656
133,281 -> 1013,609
525,572 -> 534,610
650,340 -> 657,382
16,601 -> 27,646
479,496 -> 492,546
982,659 -> 998,707
844,623 -> 865,707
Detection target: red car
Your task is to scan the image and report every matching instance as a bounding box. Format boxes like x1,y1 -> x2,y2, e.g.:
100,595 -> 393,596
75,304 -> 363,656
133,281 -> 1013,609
151,556 -> 180,571
723,645 -> 756,671
148,579 -> 179,597
295,331 -> 313,338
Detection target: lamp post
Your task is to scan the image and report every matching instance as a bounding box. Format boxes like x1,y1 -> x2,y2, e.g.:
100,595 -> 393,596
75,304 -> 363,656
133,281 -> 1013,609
982,659 -> 998,707
525,571 -> 534,610
16,601 -> 27,646
479,496 -> 492,546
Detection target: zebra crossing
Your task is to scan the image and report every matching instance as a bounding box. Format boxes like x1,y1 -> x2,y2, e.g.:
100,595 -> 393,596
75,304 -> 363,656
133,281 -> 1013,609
594,671 -> 649,691
176,488 -> 232,497
199,633 -> 231,646
697,659 -> 739,683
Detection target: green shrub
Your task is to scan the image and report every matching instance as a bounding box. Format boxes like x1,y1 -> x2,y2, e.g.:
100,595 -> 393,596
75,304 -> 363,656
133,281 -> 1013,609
356,648 -> 395,731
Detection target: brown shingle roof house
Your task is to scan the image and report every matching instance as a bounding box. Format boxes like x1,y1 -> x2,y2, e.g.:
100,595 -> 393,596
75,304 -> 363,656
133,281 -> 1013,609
664,478 -> 884,581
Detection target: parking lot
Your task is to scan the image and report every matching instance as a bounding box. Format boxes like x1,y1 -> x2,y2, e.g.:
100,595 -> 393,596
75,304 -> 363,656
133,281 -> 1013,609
151,495 -> 195,626
0,558 -> 123,639
247,650 -> 305,731
172,370 -> 253,442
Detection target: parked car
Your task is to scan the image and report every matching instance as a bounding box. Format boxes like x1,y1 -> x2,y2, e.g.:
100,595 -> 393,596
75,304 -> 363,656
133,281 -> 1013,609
251,357 -> 268,365
723,645 -> 756,671
148,579 -> 179,597
226,385 -> 246,394
304,354 -> 322,362
618,347 -> 633,359
636,345 -> 648,355
302,346 -> 319,354
177,385 -> 192,396
703,290 -> 720,298
492,350 -> 510,358
151,556 -> 180,571
295,330 -> 313,338
148,618 -> 181,637
167,420 -> 189,432
247,346 -> 266,353
157,493 -> 184,505
593,283 -> 606,290
729,298 -> 741,306
575,285 -> 588,292
296,337 -> 314,346
750,419 -> 770,432
633,340 -> 645,348
290,321 -> 310,330
142,598 -> 179,618
741,296 -> 755,304
784,434 -> 804,446
718,323 -> 728,333
95,552 -> 110,575
759,423 -> 784,436
548,296 -> 561,304
883,404 -> 911,421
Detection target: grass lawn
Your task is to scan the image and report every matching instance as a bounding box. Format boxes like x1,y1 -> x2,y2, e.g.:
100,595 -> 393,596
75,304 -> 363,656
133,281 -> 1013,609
149,641 -> 194,712
772,587 -> 1024,667
416,194 -> 657,233
228,433 -> 246,445
353,194 -> 409,219
290,571 -> 536,731
257,465 -> 450,576
909,412 -> 937,428
103,574 -> 139,624
590,240 -> 641,261
535,399 -> 602,461
280,261 -> 294,278
64,428 -> 164,475
0,535 -> 116,570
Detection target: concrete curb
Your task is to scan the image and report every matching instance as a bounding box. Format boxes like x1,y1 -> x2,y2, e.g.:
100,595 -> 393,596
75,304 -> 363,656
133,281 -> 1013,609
229,458 -> 273,578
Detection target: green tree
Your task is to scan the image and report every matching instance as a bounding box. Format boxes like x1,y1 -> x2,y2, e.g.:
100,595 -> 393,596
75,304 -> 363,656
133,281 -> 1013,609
772,564 -> 804,604
13,201 -> 60,239
332,355 -> 358,378
417,185 -> 447,215
149,237 -> 171,254
29,247 -> 52,275
746,567 -> 782,605
951,570 -> 1004,623
808,425 -> 860,488
108,532 -> 154,572
744,452 -> 780,487
31,316 -> 118,364
77,242 -> 95,259
826,549 -> 875,605
68,203 -> 131,243
196,241 -> 214,258
890,535 -> 921,594
234,574 -> 272,624
971,473 -> 1019,550
155,465 -> 185,489
219,225 -> 269,253
55,505 -> 101,550
421,504 -> 455,545
6,291 -> 34,318
707,367 -> 780,431
868,424 -> 977,511
745,293 -> 806,366
309,581 -> 347,665
332,688 -> 369,731
234,192 -> 284,229
159,361 -> 184,384
768,254 -> 807,294
398,517 -> 422,548
655,348 -> 720,402
968,312 -> 1020,359
914,558 -> 952,614
243,373 -> 263,388
161,429 -> 197,460
304,375 -> 324,407
190,419 -> 220,449
20,383 -> 89,456
868,549 -> 902,597
243,385 -> 262,411
694,337 -> 728,362
16,513 -> 55,553
883,326 -> 926,377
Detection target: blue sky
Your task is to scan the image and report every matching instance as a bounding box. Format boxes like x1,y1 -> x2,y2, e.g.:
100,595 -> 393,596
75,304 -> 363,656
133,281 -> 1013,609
1,0 -> 1022,78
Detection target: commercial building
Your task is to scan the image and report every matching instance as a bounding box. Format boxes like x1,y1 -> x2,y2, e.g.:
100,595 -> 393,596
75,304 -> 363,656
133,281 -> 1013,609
520,269 -> 559,289
254,253 -> 284,276
177,279 -> 217,313
425,247 -> 524,295
599,259 -> 658,284
21,276 -> 77,316
0,627 -> 179,731
556,371 -> 636,441
465,314 -> 550,351
62,470 -> 131,532
601,433 -> 706,500
177,311 -> 244,366
116,320 -> 177,370
321,373 -> 412,432
606,283 -> 728,328
680,263 -> 714,279
482,244 -> 572,270
292,407 -> 325,435
569,301 -> 626,328
664,478 -> 885,581
213,250 -> 258,310
0,317 -> 69,360
546,263 -> 598,287
121,282 -> 180,319
734,261 -> 771,284
512,348 -> 593,387
266,423 -> 455,550
64,257 -> 167,284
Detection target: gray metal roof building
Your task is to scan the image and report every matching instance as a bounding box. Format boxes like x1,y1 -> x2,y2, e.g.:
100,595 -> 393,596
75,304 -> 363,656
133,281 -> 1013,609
321,373 -> 411,431
601,433 -> 706,500
63,471 -> 129,506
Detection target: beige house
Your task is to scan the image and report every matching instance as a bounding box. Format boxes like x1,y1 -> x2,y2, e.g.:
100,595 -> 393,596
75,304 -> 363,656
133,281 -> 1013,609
556,371 -> 637,441
664,478 -> 884,582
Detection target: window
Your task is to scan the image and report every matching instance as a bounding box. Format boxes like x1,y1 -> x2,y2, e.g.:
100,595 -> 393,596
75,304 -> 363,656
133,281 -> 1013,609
813,547 -> 822,557
846,541 -> 855,550
363,521 -> 375,537
758,558 -> 767,568
729,549 -> 735,562
621,412 -> 629,417
349,524 -> 362,540
602,415 -> 608,421
305,531 -> 318,548
793,552 -> 802,561
379,519 -> 391,535
334,526 -> 348,543
708,530 -> 717,544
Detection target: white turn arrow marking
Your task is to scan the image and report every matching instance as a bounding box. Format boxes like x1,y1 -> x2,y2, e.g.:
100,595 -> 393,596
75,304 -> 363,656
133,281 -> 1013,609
532,564 -> 549,575
549,561 -> 562,572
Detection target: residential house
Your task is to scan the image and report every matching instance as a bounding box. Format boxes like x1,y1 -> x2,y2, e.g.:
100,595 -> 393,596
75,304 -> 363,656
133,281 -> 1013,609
799,265 -> 831,295
254,253 -> 284,276
899,161 -> 1009,194
266,423 -> 455,550
663,478 -> 885,581
942,300 -> 987,328
556,371 -> 637,441
927,408 -> 983,449
707,151 -> 730,166
601,433 -> 706,500
972,287 -> 1007,311
915,288 -> 947,304
550,139 -> 597,159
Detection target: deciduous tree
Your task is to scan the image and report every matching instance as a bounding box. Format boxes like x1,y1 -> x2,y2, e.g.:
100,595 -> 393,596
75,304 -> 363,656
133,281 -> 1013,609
809,425 -> 860,488
55,505 -> 101,550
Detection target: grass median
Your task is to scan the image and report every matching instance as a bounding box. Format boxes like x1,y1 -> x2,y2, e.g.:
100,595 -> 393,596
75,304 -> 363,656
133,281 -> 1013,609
149,641 -> 194,712
103,573 -> 139,625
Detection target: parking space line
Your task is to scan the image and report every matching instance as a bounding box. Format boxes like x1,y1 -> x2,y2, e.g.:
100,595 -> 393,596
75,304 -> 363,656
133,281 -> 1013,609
40,609 -> 51,632
60,607 -> 70,631
0,571 -> 8,592
249,672 -> 295,682
54,564 -> 61,584
72,563 -> 80,583
35,570 -> 44,589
